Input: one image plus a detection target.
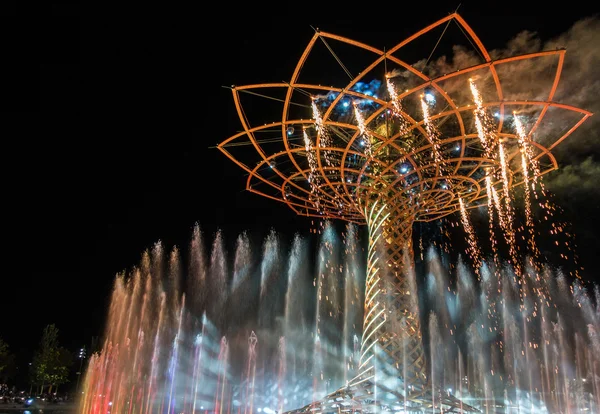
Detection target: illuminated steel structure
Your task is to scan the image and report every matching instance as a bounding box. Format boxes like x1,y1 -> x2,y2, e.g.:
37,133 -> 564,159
219,13 -> 590,413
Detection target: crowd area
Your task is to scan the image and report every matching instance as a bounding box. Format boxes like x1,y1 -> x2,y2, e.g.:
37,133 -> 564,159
0,384 -> 75,408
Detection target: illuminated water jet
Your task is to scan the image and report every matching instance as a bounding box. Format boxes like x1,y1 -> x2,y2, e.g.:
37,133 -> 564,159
82,12 -> 596,414
80,227 -> 600,413
217,11 -> 591,412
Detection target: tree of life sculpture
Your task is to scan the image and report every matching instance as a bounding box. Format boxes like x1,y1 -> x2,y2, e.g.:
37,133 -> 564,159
219,12 -> 591,412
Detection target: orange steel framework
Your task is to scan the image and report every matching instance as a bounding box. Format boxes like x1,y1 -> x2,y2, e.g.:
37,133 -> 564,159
218,12 -> 591,413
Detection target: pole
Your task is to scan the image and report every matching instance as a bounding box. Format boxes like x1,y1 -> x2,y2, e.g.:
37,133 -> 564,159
75,357 -> 83,393
75,347 -> 86,395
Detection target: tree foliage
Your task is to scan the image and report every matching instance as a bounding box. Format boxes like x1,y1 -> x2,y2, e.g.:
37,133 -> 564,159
0,337 -> 16,382
0,338 -> 9,372
30,324 -> 73,391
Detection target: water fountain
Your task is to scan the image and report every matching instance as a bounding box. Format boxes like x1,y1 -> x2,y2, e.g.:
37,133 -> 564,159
82,12 -> 597,414
81,222 -> 600,413
81,223 -> 366,413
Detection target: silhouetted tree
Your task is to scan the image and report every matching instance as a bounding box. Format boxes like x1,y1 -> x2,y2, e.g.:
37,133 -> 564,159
30,324 -> 73,394
0,337 -> 16,383
0,337 -> 9,373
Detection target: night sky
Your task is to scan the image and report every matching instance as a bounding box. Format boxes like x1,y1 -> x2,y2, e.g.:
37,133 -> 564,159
3,1 -> 599,387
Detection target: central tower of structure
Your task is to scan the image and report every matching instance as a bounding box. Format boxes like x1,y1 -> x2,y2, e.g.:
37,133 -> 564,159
219,13 -> 590,412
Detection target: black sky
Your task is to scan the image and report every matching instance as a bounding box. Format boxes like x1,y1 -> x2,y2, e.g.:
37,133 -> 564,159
3,1 -> 599,386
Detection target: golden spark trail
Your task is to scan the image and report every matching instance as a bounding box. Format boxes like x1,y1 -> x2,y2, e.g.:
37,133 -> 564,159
490,183 -> 521,280
385,77 -> 410,136
520,148 -> 533,227
486,176 -> 501,275
514,114 -> 544,196
513,114 -> 563,287
498,142 -> 513,218
514,114 -> 542,270
469,79 -> 495,156
304,128 -> 321,211
353,103 -> 373,157
311,99 -> 333,167
386,77 -> 402,116
420,97 -> 444,166
490,186 -> 506,234
459,198 -> 482,276
491,167 -> 528,309
519,148 -> 541,265
485,176 -> 502,333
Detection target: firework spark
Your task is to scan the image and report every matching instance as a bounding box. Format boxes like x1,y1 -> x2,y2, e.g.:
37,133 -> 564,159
469,79 -> 496,157
485,175 -> 501,273
304,129 -> 321,211
311,99 -> 334,167
420,96 -> 444,166
459,198 -> 482,275
353,102 -> 373,157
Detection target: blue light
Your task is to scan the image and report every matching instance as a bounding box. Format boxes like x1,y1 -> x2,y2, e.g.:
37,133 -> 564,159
350,79 -> 382,100
425,92 -> 436,105
343,101 -> 350,108
400,165 -> 409,174
359,139 -> 365,146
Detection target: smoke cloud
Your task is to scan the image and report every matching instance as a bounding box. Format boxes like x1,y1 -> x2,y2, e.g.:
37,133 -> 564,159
415,16 -> 600,196
331,16 -> 600,197
506,17 -> 600,194
543,156 -> 600,196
